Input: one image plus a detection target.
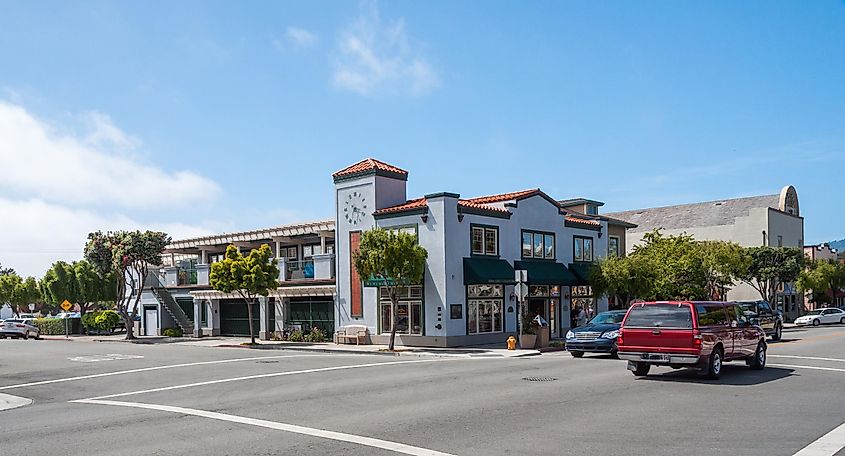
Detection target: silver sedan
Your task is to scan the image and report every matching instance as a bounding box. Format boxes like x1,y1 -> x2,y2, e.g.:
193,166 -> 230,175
0,318 -> 41,339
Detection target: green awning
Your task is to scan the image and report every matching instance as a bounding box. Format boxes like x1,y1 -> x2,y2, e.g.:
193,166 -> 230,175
568,262 -> 595,285
513,260 -> 578,286
463,257 -> 516,285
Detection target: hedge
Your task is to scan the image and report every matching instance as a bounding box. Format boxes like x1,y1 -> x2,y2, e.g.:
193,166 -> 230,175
81,310 -> 120,332
35,318 -> 68,335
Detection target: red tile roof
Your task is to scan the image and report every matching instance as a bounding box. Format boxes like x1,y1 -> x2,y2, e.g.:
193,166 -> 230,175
565,215 -> 601,226
332,158 -> 408,178
373,197 -> 428,215
463,189 -> 540,204
458,200 -> 511,214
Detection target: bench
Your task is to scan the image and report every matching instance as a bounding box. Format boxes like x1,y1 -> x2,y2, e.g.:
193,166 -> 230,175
335,325 -> 369,345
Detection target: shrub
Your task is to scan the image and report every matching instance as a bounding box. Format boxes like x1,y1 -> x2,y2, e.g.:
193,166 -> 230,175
81,310 -> 120,332
162,327 -> 183,337
305,327 -> 326,343
288,330 -> 304,342
35,318 -> 66,335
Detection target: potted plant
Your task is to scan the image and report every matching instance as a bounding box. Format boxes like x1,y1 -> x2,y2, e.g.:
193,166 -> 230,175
519,315 -> 538,349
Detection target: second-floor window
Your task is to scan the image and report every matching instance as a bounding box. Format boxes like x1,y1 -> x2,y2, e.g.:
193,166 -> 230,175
608,236 -> 620,257
522,231 -> 555,260
574,236 -> 594,262
471,225 -> 498,256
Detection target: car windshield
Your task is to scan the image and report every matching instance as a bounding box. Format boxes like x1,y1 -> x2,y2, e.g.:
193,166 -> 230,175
737,302 -> 757,313
5,319 -> 22,323
805,310 -> 822,316
624,303 -> 693,329
589,311 -> 625,325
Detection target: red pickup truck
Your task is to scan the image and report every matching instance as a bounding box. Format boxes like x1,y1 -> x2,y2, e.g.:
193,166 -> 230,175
617,301 -> 767,379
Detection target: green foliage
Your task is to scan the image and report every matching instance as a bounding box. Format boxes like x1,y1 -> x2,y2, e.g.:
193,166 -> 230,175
797,260 -> 845,305
0,263 -> 15,275
740,246 -> 805,304
162,327 -> 184,337
34,317 -> 67,335
305,327 -> 326,342
0,273 -> 42,314
288,330 -> 305,342
210,244 -> 279,344
81,310 -> 120,331
591,255 -> 656,306
41,260 -> 115,314
84,230 -> 170,339
353,229 -> 428,351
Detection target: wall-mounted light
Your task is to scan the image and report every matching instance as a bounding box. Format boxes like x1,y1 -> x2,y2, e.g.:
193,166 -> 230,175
421,213 -> 428,223
598,226 -> 603,238
457,212 -> 465,222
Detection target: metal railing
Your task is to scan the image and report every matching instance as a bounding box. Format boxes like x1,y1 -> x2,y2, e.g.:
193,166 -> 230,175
177,268 -> 198,286
285,259 -> 315,280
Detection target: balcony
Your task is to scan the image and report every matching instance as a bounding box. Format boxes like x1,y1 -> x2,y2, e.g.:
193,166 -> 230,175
178,268 -> 198,286
279,254 -> 335,282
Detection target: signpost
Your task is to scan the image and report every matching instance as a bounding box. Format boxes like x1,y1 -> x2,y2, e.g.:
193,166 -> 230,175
61,300 -> 72,339
514,270 -> 528,348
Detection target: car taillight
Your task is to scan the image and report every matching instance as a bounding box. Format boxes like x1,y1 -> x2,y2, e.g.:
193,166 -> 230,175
693,330 -> 702,348
617,330 -> 624,346
15,324 -> 25,328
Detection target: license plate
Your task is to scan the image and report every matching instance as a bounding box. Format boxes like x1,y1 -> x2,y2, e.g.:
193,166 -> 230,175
643,353 -> 669,361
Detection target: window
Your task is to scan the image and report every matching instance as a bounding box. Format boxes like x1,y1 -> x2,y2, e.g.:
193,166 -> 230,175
586,204 -> 598,215
386,225 -> 417,237
471,225 -> 498,256
302,245 -> 321,258
379,286 -> 423,335
695,304 -> 728,326
608,236 -> 620,257
777,235 -> 783,247
280,247 -> 297,259
574,236 -> 594,262
467,284 -> 504,334
522,231 -> 555,260
625,303 -> 693,329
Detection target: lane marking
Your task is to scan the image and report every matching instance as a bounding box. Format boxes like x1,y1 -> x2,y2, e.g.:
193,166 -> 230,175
0,354 -> 338,391
84,358 -> 452,400
0,393 -> 32,411
72,399 -> 456,456
793,420 -> 845,456
68,354 -> 145,363
769,355 -> 845,363
769,363 -> 845,373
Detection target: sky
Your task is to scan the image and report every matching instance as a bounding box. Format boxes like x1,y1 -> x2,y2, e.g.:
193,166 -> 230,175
0,0 -> 844,277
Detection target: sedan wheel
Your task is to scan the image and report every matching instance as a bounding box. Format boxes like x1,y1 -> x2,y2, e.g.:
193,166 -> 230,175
706,349 -> 723,380
772,324 -> 782,341
750,343 -> 766,370
22,331 -> 28,340
813,319 -> 821,327
840,317 -> 845,325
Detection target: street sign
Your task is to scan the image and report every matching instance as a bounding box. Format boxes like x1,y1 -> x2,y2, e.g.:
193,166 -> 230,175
515,282 -> 529,301
28,303 -> 35,311
515,269 -> 528,284
60,300 -> 73,311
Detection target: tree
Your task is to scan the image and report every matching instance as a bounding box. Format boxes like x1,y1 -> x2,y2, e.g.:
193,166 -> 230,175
797,260 -> 845,306
41,260 -> 116,316
0,263 -> 14,276
740,246 -> 805,305
210,244 -> 279,345
699,241 -> 749,300
84,230 -> 171,340
590,255 -> 656,307
629,230 -> 708,300
0,274 -> 41,315
353,229 -> 428,351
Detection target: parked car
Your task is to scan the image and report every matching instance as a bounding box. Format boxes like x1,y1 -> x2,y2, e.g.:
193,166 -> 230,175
617,301 -> 766,379
736,300 -> 783,341
50,312 -> 81,319
565,310 -> 627,358
794,308 -> 845,327
0,318 -> 41,339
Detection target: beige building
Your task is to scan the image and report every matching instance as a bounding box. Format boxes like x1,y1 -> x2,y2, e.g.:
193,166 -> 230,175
803,243 -> 844,309
606,186 -> 805,319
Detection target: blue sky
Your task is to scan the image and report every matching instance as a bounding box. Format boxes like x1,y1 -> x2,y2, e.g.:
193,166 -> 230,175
1,0 -> 843,276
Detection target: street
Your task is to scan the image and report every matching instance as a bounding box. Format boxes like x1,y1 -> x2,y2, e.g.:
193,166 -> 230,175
2,326 -> 845,456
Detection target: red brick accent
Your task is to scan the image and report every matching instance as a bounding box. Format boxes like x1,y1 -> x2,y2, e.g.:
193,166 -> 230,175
349,231 -> 363,317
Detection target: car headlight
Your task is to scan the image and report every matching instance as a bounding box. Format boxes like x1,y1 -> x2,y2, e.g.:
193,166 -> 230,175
602,330 -> 620,339
565,331 -> 575,340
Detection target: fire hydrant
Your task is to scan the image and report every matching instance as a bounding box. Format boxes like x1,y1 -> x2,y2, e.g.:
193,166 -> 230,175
507,335 -> 517,350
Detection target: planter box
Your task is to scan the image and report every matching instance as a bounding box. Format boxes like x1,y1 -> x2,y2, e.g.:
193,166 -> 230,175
519,334 -> 537,349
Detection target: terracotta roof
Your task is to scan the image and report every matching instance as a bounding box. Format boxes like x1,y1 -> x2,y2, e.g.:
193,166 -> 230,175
373,197 -> 428,215
458,200 -> 511,214
332,158 -> 408,178
564,215 -> 601,227
463,189 -> 540,204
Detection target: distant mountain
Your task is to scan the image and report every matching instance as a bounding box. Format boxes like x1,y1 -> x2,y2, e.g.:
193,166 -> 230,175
829,239 -> 845,252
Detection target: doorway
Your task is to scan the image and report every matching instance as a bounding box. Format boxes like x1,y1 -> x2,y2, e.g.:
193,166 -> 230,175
526,285 -> 561,338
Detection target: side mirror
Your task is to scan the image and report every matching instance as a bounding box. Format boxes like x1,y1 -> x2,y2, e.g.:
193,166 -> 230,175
730,320 -> 738,328
750,318 -> 761,326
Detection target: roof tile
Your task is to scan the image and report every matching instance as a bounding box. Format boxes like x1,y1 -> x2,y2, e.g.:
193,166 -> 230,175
463,189 -> 540,204
332,158 -> 408,178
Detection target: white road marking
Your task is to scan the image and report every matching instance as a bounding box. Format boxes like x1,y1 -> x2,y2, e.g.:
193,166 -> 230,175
0,354 -> 334,391
68,353 -> 145,363
73,399 -> 456,456
769,363 -> 845,373
793,421 -> 845,456
84,358 -> 452,400
0,393 -> 32,411
769,355 -> 845,363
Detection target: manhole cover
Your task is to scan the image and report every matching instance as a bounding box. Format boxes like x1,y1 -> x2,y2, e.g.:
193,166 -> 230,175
522,376 -> 557,382
256,360 -> 279,364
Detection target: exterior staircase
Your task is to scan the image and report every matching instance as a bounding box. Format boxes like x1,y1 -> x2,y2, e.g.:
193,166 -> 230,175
149,283 -> 195,336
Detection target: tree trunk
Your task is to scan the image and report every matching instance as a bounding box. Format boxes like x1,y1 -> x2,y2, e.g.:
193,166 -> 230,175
119,308 -> 135,340
389,295 -> 398,351
246,296 -> 256,345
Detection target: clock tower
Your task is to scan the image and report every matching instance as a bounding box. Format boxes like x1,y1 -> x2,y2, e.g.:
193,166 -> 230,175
333,158 -> 409,330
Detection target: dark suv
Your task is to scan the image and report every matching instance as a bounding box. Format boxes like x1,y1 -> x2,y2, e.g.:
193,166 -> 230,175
737,300 -> 782,341
617,301 -> 767,379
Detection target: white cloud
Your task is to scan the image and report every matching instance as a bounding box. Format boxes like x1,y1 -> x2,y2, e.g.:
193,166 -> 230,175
0,197 -> 215,277
332,3 -> 439,96
286,26 -> 319,47
0,101 -> 221,210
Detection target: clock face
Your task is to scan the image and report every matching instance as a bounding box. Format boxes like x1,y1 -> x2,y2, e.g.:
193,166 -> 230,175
343,191 -> 367,225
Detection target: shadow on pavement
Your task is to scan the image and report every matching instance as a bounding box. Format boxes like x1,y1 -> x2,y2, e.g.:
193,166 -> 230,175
637,365 -> 795,386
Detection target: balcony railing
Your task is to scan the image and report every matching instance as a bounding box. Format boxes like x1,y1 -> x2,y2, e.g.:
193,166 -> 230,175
279,255 -> 335,282
177,268 -> 198,286
285,260 -> 315,280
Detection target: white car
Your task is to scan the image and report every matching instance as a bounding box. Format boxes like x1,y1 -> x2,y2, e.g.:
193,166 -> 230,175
0,319 -> 41,339
794,308 -> 845,327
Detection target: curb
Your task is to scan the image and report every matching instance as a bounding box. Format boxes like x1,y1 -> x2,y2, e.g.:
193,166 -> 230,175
214,343 -> 543,359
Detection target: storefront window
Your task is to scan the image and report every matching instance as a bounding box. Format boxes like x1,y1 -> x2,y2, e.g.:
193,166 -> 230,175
467,284 -> 504,334
571,285 -> 595,326
379,286 -> 423,335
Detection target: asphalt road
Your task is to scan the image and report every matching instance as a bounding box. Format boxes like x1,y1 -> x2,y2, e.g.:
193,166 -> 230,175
2,325 -> 845,456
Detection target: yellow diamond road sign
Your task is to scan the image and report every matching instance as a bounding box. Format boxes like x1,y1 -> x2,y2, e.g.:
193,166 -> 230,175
61,300 -> 73,311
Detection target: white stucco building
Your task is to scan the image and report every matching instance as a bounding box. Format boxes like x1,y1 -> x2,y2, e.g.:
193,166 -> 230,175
606,186 -> 805,319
